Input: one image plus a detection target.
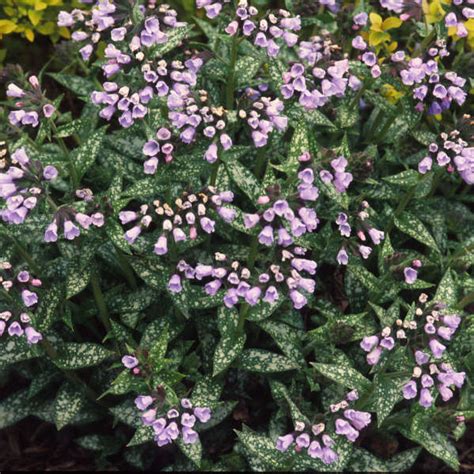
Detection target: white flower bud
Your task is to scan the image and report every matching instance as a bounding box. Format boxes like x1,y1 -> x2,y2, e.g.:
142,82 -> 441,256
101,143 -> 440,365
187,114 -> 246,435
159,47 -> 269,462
163,219 -> 173,231
413,367 -> 422,378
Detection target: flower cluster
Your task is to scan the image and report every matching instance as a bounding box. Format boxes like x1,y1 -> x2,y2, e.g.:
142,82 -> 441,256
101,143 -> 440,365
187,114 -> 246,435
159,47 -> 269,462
91,82 -> 152,128
0,147 -> 58,225
276,390 -> 370,464
0,263 -> 43,345
397,53 -> 467,115
418,127 -> 474,185
241,89 -> 288,148
334,201 -> 385,264
281,37 -> 360,110
44,189 -> 105,243
445,1 -> 474,43
362,292 -> 465,408
120,186 -> 235,251
7,76 -> 56,128
135,395 -> 211,447
198,1 -> 302,58
168,244 -> 317,310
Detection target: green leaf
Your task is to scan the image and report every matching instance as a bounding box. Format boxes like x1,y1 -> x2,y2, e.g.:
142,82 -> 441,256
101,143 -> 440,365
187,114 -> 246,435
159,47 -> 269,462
127,424 -> 154,447
238,349 -> 300,373
350,447 -> 421,472
0,389 -> 40,429
151,25 -> 193,57
73,127 -> 107,177
247,298 -> 283,323
48,73 -> 95,100
394,213 -> 439,251
286,119 -> 309,176
236,427 -> 287,470
312,362 -> 371,391
269,380 -> 308,424
435,270 -> 458,307
258,320 -> 304,363
54,383 -> 85,430
373,374 -> 404,426
176,437 -> 202,467
347,264 -> 378,292
235,56 -> 262,86
400,413 -> 459,471
222,155 -> 264,203
0,337 -> 39,368
213,332 -> 246,377
35,285 -> 62,331
54,342 -> 113,369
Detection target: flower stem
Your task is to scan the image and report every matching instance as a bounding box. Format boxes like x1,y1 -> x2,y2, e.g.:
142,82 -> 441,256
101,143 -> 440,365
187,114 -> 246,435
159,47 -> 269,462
50,119 -> 79,189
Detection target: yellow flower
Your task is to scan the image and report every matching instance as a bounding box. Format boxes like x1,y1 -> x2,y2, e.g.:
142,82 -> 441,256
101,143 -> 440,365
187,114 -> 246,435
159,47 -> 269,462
421,0 -> 450,24
448,18 -> 474,49
367,13 -> 403,47
381,84 -> 404,104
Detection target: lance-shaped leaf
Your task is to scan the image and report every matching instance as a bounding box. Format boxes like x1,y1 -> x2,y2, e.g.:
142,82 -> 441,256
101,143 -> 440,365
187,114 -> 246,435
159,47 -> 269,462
350,447 -> 421,472
213,332 -> 246,377
222,155 -> 264,203
312,362 -> 371,391
176,437 -> 202,467
54,342 -> 113,369
394,212 -> 439,251
73,127 -> 107,177
54,383 -> 86,430
238,349 -> 300,373
434,269 -> 458,308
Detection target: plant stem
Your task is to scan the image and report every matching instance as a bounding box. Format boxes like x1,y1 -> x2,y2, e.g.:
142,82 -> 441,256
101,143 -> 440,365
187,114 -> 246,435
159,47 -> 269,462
41,339 -> 107,406
114,247 -> 138,290
236,236 -> 259,334
385,184 -> 417,234
225,34 -> 239,111
254,147 -> 267,180
50,119 -> 79,189
90,272 -> 113,335
4,232 -> 41,275
457,292 -> 474,310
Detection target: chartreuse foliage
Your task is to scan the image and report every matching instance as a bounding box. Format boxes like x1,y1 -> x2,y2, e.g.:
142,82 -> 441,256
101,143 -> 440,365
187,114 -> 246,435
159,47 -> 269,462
0,0 -> 472,471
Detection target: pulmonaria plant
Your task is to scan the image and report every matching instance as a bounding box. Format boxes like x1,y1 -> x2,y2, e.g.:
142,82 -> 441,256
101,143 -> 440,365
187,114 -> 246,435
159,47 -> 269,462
0,0 -> 472,471
361,292 -> 466,408
135,395 -> 211,447
276,389 -> 371,465
0,147 -> 58,225
0,263 -> 43,345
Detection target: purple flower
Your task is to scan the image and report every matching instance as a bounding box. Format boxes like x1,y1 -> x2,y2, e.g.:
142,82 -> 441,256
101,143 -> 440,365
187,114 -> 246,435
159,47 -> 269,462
308,440 -> 322,459
245,286 -> 262,306
244,213 -> 260,229
168,274 -> 182,293
276,434 -> 294,452
337,248 -> 349,265
64,220 -> 80,240
343,409 -> 371,430
135,395 -> 154,411
154,235 -> 168,255
296,433 -> 310,448
429,339 -> 446,359
43,165 -> 58,180
44,222 -> 58,242
404,267 -> 418,284
402,380 -> 417,399
360,335 -> 379,352
419,388 -> 433,408
8,322 -> 24,337
25,326 -> 42,344
200,217 -> 215,234
415,350 -> 430,365
366,346 -> 382,365
122,355 -> 139,369
263,286 -> 279,304
335,418 -> 359,442
22,290 -> 38,307
290,289 -> 307,309
181,413 -> 196,428
258,226 -> 274,246
194,407 -> 211,423
125,226 -> 141,244
182,426 -> 199,444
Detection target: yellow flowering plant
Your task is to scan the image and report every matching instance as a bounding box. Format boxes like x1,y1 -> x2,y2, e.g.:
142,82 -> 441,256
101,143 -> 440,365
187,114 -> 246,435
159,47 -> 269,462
362,12 -> 403,56
0,0 -> 81,44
